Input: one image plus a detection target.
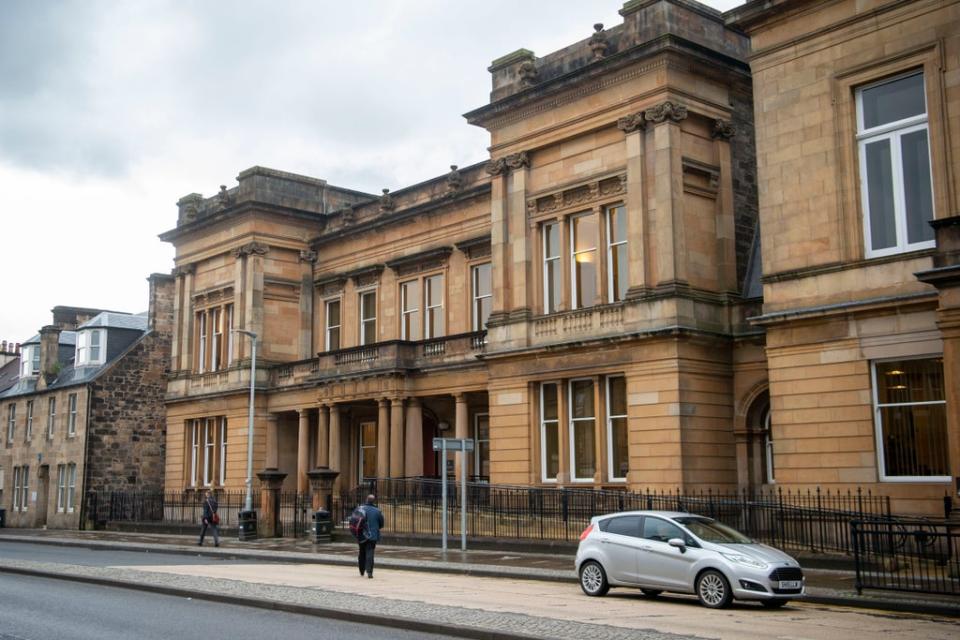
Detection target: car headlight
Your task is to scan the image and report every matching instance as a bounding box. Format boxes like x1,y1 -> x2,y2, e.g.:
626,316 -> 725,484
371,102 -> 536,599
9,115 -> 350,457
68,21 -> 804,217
720,552 -> 768,569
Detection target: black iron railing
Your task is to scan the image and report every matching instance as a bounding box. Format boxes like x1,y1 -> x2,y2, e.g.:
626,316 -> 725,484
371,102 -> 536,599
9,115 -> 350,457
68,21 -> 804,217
852,519 -> 960,595
86,489 -> 258,529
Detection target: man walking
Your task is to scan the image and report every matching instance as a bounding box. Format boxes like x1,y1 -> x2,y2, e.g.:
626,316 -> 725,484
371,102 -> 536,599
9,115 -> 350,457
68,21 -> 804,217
355,494 -> 384,578
198,490 -> 220,547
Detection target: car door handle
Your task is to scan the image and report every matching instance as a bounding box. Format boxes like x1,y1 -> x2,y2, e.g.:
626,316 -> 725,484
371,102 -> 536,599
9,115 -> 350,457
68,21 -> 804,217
640,545 -> 653,551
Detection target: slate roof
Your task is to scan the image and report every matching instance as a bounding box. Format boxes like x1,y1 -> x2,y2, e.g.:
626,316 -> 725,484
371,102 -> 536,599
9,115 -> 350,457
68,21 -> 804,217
20,331 -> 77,347
0,358 -> 19,393
80,312 -> 148,331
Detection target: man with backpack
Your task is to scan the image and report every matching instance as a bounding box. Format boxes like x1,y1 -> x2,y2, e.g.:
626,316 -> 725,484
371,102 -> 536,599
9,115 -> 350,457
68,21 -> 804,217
350,494 -> 384,578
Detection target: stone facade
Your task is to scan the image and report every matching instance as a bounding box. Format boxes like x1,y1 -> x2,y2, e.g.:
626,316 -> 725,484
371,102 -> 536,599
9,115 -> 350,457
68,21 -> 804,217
0,275 -> 174,528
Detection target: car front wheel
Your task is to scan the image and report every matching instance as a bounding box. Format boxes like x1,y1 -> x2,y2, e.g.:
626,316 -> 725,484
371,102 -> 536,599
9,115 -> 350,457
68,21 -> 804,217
579,560 -> 609,597
696,569 -> 732,608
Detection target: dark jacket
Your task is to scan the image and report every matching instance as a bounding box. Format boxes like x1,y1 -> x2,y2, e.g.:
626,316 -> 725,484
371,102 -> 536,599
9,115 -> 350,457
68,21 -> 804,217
202,496 -> 218,524
361,503 -> 384,543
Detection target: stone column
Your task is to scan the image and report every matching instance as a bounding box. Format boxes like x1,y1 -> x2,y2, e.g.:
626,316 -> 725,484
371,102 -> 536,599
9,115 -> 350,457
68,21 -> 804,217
297,409 -> 311,493
390,397 -> 405,478
486,162 -> 510,327
647,101 -> 688,286
713,119 -> 738,293
454,393 -> 469,482
170,269 -> 184,372
257,470 -> 287,538
179,265 -> 195,370
507,152 -> 531,318
377,398 -> 390,479
328,404 -> 341,474
298,250 -> 317,359
265,414 -> 279,470
617,114 -> 649,299
405,397 -> 423,477
316,404 -> 329,468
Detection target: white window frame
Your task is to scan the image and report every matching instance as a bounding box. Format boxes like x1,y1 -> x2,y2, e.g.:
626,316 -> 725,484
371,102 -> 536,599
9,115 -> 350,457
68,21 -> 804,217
190,420 -> 200,487
474,412 -> 490,481
870,356 -> 949,482
47,397 -> 56,439
325,297 -> 341,351
25,400 -> 33,441
219,417 -> 228,486
13,467 -> 21,511
226,304 -> 235,365
203,418 -> 215,486
763,409 -> 775,485
20,345 -> 38,377
543,222 -> 561,313
197,311 -> 207,373
539,382 -> 560,483
568,377 -> 596,483
570,212 -> 598,310
19,465 -> 29,512
67,393 -> 78,436
605,204 -> 628,303
6,403 -> 15,443
57,464 -> 66,513
400,280 -> 420,340
359,289 -> 377,346
471,263 -> 492,332
424,274 -> 444,339
211,307 -> 222,372
89,329 -> 103,363
605,376 -> 628,483
66,463 -> 76,512
857,71 -> 935,258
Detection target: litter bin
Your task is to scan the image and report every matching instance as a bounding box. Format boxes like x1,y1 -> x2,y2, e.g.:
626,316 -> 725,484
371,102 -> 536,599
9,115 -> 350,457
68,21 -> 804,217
0,508 -> 5,528
312,509 -> 333,543
238,510 -> 258,541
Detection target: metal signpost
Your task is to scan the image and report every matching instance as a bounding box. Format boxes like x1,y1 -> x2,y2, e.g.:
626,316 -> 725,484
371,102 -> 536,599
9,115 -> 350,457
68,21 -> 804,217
432,437 -> 474,552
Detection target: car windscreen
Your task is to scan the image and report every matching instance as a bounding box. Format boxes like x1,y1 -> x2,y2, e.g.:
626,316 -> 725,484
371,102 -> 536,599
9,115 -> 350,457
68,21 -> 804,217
673,517 -> 753,543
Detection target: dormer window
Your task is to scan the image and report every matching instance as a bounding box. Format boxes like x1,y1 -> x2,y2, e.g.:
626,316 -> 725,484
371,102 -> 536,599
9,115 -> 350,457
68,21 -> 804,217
20,345 -> 39,377
76,329 -> 105,366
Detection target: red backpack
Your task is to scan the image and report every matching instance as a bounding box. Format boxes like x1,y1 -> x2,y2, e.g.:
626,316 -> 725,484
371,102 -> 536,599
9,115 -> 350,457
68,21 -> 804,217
348,506 -> 367,541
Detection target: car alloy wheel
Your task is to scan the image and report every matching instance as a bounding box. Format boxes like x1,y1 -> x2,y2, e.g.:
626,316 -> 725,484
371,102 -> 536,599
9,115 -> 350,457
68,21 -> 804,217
696,569 -> 732,608
579,560 -> 609,597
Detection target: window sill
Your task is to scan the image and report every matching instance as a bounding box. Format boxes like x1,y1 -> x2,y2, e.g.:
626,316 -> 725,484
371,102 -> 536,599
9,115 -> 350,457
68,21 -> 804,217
879,476 -> 951,483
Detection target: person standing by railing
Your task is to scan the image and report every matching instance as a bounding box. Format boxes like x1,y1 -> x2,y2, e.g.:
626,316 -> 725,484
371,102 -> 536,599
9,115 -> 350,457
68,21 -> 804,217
198,490 -> 220,547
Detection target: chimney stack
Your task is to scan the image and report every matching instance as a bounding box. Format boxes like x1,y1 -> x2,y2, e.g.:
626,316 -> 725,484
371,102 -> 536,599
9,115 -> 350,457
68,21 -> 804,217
38,325 -> 62,389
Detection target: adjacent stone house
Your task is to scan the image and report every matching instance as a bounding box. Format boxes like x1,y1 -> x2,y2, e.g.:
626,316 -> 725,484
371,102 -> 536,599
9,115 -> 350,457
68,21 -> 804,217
0,274 -> 173,528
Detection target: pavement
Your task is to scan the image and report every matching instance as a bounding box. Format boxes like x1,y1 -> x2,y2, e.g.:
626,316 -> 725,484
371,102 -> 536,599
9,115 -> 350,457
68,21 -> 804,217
0,528 -> 958,640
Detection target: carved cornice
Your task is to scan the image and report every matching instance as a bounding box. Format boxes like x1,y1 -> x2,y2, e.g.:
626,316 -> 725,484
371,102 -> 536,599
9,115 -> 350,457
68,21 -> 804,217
232,241 -> 269,259
486,151 -> 530,176
172,263 -> 196,278
455,235 -> 492,260
616,112 -> 647,134
526,173 -> 626,217
345,264 -> 385,282
711,119 -> 736,139
299,249 -> 318,263
385,246 -> 453,273
644,100 -> 688,124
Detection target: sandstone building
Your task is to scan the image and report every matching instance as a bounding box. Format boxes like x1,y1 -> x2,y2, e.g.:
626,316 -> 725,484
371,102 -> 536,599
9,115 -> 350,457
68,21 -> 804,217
0,275 -> 173,528
160,0 -> 958,516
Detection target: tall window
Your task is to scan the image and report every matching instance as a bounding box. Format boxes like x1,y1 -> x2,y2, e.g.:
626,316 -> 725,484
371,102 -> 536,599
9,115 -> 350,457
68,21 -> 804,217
190,420 -> 200,486
90,329 -> 102,362
57,464 -> 66,512
474,413 -> 490,481
543,222 -> 561,313
424,275 -> 444,339
66,463 -> 77,512
196,311 -> 207,373
67,393 -> 78,436
25,401 -> 33,441
471,263 -> 492,331
77,329 -> 104,365
211,307 -> 222,371
762,409 -> 775,484
569,379 -> 596,481
13,467 -> 22,511
857,72 -> 934,257
20,345 -> 39,377
571,213 -> 598,309
325,299 -> 341,351
219,418 -> 228,486
359,291 -> 377,345
540,383 -> 560,482
401,280 -> 420,340
18,465 -> 29,512
226,304 -> 235,364
606,204 -> 628,302
203,419 -> 215,486
47,397 -> 57,439
359,422 -> 377,480
872,358 -> 948,480
6,403 -> 15,443
606,377 -> 628,481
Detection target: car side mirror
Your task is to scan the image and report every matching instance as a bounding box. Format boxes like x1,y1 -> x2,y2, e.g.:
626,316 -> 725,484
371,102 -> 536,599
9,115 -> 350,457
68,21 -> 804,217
668,537 -> 686,552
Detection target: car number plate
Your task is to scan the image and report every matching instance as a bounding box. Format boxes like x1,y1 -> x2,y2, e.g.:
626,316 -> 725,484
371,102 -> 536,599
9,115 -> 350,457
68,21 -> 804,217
778,580 -> 801,589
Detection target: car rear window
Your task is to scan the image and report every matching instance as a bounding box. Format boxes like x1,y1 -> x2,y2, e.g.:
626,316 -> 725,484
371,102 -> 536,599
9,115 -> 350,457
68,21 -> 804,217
599,515 -> 642,537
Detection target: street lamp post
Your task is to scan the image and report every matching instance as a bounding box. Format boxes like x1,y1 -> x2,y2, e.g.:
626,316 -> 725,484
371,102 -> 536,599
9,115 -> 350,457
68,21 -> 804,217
235,329 -> 258,539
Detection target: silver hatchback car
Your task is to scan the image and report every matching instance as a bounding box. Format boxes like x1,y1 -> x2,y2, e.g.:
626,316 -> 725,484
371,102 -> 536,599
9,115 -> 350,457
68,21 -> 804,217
575,511 -> 804,608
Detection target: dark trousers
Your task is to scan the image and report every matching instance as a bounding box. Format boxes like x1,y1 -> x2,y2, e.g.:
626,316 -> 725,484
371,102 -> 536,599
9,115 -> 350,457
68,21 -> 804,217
199,520 -> 220,545
358,540 -> 376,576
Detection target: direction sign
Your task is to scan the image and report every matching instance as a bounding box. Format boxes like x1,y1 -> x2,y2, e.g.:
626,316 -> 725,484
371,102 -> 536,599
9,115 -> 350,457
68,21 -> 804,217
432,437 -> 474,452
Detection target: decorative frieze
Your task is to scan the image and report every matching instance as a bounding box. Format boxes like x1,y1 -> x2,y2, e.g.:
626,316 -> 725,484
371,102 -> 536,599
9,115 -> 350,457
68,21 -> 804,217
315,275 -> 347,297
345,264 -> 385,288
455,235 -> 492,260
589,23 -> 609,60
711,119 -> 736,139
644,100 -> 688,124
191,285 -> 234,306
232,241 -> 269,259
526,174 -> 626,216
386,246 -> 453,277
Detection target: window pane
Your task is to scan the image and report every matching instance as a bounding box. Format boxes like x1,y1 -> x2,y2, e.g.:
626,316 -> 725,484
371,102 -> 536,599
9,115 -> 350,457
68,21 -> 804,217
901,129 -> 934,244
475,297 -> 492,330
880,404 -> 948,477
876,359 -> 944,404
571,379 -> 594,419
574,421 -> 596,478
426,275 -> 443,307
573,215 -> 597,252
544,422 -> 559,479
861,73 -> 925,129
546,260 -> 561,312
605,515 -> 641,537
608,205 -> 627,243
545,223 -> 560,259
611,244 -> 628,302
575,258 -> 596,308
361,292 -> 376,320
474,263 -> 491,297
611,416 -> 629,479
327,300 -> 340,325
362,320 -> 376,345
542,384 -> 558,421
608,377 -> 626,415
865,139 -> 897,250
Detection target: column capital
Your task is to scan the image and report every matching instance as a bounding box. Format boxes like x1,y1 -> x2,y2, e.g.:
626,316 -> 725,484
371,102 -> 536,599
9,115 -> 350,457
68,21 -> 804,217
454,392 -> 467,403
378,397 -> 390,407
644,100 -> 688,125
408,396 -> 421,407
232,241 -> 269,259
711,118 -> 735,139
616,112 -> 647,134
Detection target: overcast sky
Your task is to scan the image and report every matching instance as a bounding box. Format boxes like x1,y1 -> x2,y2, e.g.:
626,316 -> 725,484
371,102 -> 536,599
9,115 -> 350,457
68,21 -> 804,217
0,0 -> 742,345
